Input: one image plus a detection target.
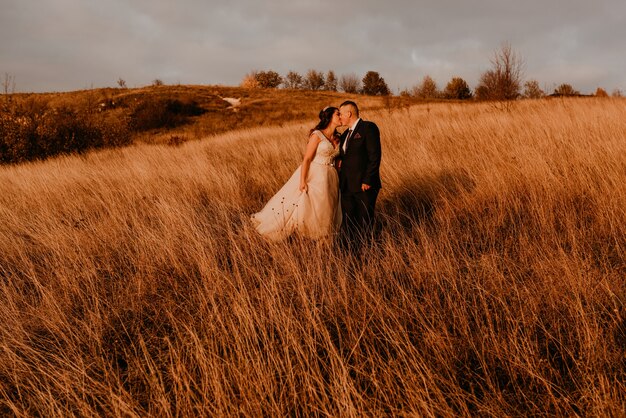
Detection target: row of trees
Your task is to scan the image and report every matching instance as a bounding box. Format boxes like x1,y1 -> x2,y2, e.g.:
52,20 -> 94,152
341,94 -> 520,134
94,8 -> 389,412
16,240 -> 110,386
241,44 -> 623,100
241,69 -> 391,96
411,76 -> 622,100
408,44 -> 623,100
402,44 -> 622,101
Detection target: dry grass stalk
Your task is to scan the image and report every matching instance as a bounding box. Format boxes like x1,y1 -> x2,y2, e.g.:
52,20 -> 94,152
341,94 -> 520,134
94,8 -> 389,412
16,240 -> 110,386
0,98 -> 624,416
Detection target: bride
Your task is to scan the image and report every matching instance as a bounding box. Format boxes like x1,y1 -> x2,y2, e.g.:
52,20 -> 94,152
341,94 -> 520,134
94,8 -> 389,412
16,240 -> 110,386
251,106 -> 342,241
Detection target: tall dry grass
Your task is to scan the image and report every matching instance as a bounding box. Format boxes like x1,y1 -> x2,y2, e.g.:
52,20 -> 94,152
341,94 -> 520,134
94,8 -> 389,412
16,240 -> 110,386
0,98 -> 624,416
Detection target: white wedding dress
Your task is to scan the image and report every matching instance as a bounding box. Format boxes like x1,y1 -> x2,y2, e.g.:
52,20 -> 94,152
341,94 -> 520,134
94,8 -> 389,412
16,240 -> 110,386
251,130 -> 342,241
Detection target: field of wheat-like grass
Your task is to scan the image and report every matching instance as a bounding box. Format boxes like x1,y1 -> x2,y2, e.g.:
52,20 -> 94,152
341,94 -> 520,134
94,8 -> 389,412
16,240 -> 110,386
0,98 -> 624,416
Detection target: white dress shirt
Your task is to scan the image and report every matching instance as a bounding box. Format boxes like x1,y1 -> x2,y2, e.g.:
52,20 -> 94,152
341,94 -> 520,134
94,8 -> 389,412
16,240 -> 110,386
342,118 -> 361,153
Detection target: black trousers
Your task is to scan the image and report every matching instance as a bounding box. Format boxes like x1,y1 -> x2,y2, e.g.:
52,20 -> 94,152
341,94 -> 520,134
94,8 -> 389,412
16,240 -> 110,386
340,188 -> 379,244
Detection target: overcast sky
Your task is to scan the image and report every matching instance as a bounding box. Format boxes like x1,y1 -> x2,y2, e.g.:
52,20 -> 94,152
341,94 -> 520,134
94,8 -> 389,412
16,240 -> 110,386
2,0 -> 624,94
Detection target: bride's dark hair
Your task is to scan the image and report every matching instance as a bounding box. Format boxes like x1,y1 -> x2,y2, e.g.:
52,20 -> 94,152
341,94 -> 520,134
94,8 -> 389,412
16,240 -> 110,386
309,106 -> 339,137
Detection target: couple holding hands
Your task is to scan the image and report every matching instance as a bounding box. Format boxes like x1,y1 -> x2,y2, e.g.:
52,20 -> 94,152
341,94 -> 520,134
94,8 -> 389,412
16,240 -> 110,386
252,100 -> 382,248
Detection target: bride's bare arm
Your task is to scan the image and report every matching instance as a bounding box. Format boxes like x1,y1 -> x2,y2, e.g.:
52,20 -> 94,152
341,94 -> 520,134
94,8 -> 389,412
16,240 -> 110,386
299,134 -> 320,192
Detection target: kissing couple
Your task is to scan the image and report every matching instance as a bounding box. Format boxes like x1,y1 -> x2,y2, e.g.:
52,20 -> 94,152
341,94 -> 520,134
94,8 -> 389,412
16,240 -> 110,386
251,100 -> 382,247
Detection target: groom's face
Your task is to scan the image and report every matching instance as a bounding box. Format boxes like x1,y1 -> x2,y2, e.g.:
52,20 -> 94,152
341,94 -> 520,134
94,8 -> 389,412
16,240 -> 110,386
339,106 -> 352,126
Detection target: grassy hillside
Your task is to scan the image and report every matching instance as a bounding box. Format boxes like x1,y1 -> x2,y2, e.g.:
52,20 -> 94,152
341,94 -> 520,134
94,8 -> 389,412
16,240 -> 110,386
1,85 -> 405,163
87,84 -> 395,140
0,97 -> 624,416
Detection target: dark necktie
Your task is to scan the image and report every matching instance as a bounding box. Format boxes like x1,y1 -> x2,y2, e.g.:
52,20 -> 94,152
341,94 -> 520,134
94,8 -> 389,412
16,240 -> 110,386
343,129 -> 353,153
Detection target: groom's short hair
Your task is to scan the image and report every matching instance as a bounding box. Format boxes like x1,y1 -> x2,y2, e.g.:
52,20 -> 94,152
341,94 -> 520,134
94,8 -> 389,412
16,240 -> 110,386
340,100 -> 359,117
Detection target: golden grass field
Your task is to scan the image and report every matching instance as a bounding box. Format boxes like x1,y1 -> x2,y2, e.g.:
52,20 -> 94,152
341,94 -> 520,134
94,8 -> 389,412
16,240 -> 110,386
0,97 -> 624,416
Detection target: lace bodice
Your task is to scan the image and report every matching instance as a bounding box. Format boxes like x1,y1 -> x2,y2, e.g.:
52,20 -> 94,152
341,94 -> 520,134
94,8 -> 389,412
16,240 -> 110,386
312,131 -> 339,166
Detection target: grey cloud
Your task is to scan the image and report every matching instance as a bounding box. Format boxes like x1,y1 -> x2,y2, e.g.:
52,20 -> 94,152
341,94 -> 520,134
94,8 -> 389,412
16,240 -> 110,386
1,0 -> 624,93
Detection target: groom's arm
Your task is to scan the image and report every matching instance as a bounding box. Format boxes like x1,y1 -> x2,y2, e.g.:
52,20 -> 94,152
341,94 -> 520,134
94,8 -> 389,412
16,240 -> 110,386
362,122 -> 381,188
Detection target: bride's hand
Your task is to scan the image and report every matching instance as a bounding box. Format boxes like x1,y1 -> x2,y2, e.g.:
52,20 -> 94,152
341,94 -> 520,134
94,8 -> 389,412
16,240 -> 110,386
299,182 -> 308,193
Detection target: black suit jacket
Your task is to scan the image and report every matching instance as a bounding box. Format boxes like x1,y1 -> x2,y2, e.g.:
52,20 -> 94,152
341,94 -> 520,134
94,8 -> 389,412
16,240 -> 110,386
338,119 -> 382,194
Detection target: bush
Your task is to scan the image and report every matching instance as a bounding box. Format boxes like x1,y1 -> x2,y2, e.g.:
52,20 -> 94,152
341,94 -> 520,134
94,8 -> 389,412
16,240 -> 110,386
523,80 -> 545,99
362,71 -> 390,96
444,77 -> 473,100
324,71 -> 338,91
130,99 -> 205,132
255,71 -> 283,89
553,84 -> 580,96
339,73 -> 361,94
412,75 -> 439,99
240,72 -> 259,89
594,88 -> 609,97
0,111 -> 35,163
475,43 -> 523,101
0,101 -> 132,164
304,70 -> 325,90
283,71 -> 304,89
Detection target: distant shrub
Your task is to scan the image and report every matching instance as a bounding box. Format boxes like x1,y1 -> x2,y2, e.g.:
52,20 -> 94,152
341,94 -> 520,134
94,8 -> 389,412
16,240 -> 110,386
2,73 -> 16,95
475,43 -> 523,101
594,88 -> 609,97
240,72 -> 260,89
0,100 -> 131,164
130,99 -> 205,132
444,77 -> 473,100
324,71 -> 338,92
412,75 -> 440,99
304,70 -> 325,90
523,80 -> 545,99
553,84 -> 579,96
362,71 -> 390,96
0,111 -> 34,163
254,71 -> 283,88
339,73 -> 361,94
152,79 -> 164,87
283,71 -> 304,89
167,135 -> 186,146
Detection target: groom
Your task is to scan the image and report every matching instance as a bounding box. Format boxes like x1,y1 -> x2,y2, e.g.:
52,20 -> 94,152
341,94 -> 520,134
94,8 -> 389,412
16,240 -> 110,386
337,100 -> 382,246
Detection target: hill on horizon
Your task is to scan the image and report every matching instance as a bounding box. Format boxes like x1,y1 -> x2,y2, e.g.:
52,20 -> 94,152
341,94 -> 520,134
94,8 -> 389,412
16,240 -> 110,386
10,85 -> 405,136
1,84 -> 414,164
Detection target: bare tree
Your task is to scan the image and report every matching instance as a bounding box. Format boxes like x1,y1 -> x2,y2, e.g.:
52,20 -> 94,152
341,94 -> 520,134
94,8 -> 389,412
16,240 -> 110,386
523,80 -> 545,99
476,43 -> 524,102
283,71 -> 304,89
324,70 -> 338,91
611,88 -> 623,98
117,78 -> 127,89
339,73 -> 361,94
475,70 -> 498,100
412,75 -> 439,99
2,73 -> 16,95
304,70 -> 325,90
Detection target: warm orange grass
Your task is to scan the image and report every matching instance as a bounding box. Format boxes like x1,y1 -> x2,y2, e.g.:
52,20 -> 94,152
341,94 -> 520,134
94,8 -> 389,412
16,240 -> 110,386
0,98 -> 624,416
